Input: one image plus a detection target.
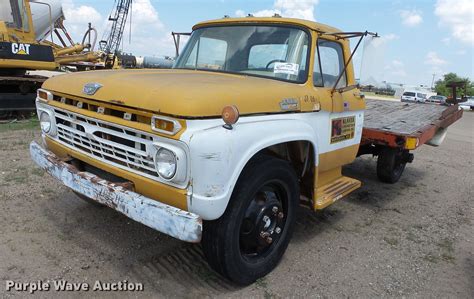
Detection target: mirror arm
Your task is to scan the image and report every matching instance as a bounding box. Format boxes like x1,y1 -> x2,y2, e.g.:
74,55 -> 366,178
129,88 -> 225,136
331,31 -> 367,94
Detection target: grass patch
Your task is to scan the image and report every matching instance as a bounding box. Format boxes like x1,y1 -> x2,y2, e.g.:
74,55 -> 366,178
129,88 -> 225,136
437,238 -> 454,253
3,167 -> 30,185
0,118 -> 39,132
437,238 -> 455,263
364,92 -> 396,99
255,277 -> 268,288
42,188 -> 56,196
264,290 -> 276,299
31,167 -> 45,177
383,236 -> 399,246
0,139 -> 30,150
255,278 -> 276,299
406,231 -> 422,244
423,253 -> 439,264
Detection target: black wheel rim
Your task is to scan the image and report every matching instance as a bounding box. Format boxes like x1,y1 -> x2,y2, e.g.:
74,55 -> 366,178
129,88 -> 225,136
239,180 -> 289,260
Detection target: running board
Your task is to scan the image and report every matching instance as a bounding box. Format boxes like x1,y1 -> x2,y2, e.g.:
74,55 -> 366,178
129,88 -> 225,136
314,176 -> 361,210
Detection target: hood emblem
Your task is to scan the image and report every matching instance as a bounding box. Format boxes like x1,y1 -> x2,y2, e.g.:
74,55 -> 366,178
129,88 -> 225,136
83,83 -> 102,96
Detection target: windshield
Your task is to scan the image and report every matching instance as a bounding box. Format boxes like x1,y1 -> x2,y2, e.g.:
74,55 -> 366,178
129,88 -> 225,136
174,25 -> 310,83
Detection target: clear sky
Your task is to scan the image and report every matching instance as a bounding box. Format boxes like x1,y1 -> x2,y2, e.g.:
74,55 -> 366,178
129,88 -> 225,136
62,0 -> 473,87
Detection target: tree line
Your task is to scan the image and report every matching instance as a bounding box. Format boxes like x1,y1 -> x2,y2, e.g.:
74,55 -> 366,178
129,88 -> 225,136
435,73 -> 474,97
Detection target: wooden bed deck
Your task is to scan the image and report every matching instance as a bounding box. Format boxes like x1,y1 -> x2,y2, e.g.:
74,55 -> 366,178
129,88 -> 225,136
362,99 -> 463,148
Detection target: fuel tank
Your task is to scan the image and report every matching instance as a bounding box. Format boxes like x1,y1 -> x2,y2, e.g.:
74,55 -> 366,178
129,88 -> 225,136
138,56 -> 174,69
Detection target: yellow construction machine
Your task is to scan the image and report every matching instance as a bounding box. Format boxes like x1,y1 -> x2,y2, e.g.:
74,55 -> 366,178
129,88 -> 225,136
0,0 -> 104,114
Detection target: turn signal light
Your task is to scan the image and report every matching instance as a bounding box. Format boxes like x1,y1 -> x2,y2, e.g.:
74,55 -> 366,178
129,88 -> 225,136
222,105 -> 239,127
37,89 -> 53,102
155,118 -> 174,131
151,115 -> 182,135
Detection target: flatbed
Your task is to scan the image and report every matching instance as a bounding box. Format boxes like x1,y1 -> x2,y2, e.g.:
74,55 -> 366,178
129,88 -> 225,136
358,99 -> 463,183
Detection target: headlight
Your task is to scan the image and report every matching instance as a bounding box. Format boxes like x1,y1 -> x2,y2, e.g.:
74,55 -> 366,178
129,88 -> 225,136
39,111 -> 52,134
155,148 -> 177,179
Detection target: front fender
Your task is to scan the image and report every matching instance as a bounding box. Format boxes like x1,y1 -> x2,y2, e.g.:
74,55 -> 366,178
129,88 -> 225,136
184,117 -> 319,220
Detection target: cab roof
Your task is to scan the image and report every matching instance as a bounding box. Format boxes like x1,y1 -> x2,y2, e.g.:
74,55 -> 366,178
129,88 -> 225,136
193,17 -> 342,34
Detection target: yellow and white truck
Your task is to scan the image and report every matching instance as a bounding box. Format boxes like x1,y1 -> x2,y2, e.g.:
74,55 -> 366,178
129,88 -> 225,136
30,17 -> 462,285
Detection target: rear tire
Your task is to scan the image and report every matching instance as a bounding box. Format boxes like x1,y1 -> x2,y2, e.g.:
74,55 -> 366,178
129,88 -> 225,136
202,155 -> 299,285
377,148 -> 407,184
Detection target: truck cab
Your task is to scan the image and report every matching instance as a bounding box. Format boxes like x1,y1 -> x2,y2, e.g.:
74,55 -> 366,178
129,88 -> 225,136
31,17 -> 386,284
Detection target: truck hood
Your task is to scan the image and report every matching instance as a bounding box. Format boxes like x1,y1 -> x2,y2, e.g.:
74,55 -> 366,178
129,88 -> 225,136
42,69 -> 309,118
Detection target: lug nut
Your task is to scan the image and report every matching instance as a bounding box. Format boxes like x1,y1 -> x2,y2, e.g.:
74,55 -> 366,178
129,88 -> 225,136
278,212 -> 284,219
260,231 -> 270,239
263,215 -> 270,223
272,206 -> 279,214
266,237 -> 273,244
275,227 -> 281,234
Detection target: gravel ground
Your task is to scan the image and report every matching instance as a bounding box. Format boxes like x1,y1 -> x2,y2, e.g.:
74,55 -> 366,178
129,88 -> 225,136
0,111 -> 472,298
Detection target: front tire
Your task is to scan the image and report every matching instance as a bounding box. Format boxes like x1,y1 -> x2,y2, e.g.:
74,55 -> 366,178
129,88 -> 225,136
202,155 -> 299,285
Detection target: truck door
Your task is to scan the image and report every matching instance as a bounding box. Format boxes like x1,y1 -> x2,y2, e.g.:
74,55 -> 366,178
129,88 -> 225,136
312,37 -> 365,171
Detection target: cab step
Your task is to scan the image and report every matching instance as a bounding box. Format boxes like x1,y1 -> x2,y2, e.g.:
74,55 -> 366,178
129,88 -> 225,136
314,176 -> 361,210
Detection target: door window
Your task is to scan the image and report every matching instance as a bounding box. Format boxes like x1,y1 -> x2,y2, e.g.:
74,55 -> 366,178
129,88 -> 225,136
314,39 -> 347,88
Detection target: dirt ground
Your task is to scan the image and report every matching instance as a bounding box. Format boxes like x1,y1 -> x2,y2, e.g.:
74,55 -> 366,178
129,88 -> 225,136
0,111 -> 472,298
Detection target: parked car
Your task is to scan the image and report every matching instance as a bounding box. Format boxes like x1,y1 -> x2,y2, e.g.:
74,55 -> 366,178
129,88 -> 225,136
427,95 -> 447,104
459,96 -> 474,110
401,92 -> 427,103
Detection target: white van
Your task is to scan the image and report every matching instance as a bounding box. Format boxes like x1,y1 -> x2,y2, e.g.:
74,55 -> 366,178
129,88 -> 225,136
401,91 -> 427,103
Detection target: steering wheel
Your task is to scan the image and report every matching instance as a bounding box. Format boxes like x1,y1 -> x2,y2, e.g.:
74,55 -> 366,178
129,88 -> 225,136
266,59 -> 286,70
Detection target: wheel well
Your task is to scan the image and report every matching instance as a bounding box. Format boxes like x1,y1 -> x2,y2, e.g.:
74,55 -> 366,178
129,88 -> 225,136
253,141 -> 315,205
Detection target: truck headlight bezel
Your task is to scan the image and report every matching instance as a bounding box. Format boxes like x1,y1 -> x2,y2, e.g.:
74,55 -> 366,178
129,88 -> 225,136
36,104 -> 57,137
39,111 -> 52,134
154,148 -> 177,180
152,142 -> 188,183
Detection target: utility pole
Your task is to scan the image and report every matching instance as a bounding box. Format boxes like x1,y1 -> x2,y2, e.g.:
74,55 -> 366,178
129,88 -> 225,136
431,73 -> 436,90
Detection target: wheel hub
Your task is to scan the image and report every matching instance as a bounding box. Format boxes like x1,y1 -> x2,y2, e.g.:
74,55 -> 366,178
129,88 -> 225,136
240,189 -> 286,256
256,202 -> 283,245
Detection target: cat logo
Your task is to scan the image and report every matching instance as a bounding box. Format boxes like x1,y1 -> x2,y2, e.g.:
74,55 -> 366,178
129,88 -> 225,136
11,43 -> 31,55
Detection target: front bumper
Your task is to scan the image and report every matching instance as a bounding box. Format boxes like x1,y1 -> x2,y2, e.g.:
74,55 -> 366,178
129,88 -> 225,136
30,141 -> 202,243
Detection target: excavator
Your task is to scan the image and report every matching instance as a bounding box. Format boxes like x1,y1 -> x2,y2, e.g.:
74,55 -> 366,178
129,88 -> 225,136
1,0 -> 174,116
0,0 -> 104,115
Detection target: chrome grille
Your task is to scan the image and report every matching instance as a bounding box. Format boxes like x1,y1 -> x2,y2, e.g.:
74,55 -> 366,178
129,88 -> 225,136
53,108 -> 159,180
